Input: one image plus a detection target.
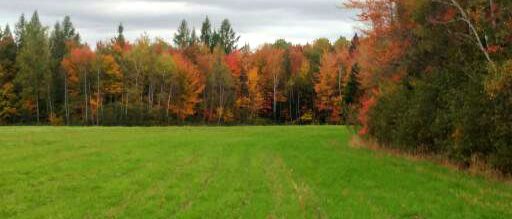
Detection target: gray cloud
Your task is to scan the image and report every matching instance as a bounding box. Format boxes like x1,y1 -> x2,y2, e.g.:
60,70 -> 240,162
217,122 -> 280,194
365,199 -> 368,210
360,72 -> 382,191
0,0 -> 359,47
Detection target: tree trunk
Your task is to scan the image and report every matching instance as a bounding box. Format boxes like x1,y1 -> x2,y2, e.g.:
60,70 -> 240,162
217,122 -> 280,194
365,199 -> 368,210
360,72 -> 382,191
97,69 -> 101,125
47,83 -> 53,118
125,90 -> 129,117
84,70 -> 88,125
338,65 -> 344,123
148,83 -> 153,110
297,92 -> 300,121
218,84 -> 224,125
159,73 -> 164,108
89,78 -> 93,124
273,74 -> 277,122
121,91 -> 124,119
167,86 -> 172,120
289,88 -> 292,122
64,73 -> 69,125
449,0 -> 494,68
36,93 -> 40,124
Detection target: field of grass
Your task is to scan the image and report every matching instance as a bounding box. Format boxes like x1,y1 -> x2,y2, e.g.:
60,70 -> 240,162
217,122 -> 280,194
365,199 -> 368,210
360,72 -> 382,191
1,126 -> 511,218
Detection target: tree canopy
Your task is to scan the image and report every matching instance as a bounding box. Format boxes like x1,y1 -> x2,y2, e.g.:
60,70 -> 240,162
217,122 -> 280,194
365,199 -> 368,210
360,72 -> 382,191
1,3 -> 512,174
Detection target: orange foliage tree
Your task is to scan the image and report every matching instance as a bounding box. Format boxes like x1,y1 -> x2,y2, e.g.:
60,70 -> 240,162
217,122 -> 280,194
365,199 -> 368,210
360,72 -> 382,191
314,51 -> 346,123
345,0 -> 416,130
61,44 -> 96,124
253,45 -> 286,120
170,52 -> 205,121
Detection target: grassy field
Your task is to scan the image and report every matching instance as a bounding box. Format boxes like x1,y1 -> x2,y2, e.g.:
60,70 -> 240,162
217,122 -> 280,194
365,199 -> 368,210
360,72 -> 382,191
0,126 -> 511,218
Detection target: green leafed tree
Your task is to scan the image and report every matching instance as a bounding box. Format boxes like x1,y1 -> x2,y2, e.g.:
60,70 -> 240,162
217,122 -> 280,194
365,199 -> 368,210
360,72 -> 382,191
49,15 -> 80,121
216,19 -> 240,54
206,48 -> 236,123
14,14 -> 26,48
116,23 -> 126,48
0,25 -> 18,123
190,28 -> 198,46
200,16 -> 213,50
14,11 -> 51,123
173,19 -> 191,49
343,34 -> 360,107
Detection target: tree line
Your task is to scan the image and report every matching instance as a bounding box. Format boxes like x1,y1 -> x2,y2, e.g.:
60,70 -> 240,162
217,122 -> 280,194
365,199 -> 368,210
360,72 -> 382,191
0,12 -> 361,126
347,0 -> 512,174
2,1 -> 510,174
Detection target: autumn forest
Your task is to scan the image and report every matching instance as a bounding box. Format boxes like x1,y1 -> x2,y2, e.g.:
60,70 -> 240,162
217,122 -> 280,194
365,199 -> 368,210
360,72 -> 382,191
1,0 -> 512,174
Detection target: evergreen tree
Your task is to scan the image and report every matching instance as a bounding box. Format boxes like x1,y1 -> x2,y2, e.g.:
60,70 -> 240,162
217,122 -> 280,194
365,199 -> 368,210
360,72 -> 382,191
217,19 -> 239,54
348,34 -> 358,57
49,16 -> 80,121
173,19 -> 190,49
116,23 -> 125,48
344,34 -> 360,106
200,16 -> 213,50
211,30 -> 220,50
0,24 -> 18,123
0,25 -> 17,70
14,14 -> 26,48
62,16 -> 80,43
273,39 -> 291,50
334,36 -> 349,52
14,11 -> 51,123
343,64 -> 360,105
190,28 -> 198,46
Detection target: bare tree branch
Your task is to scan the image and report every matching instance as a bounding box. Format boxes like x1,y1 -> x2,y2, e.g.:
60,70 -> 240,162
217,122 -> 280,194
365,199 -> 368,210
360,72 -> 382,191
449,0 -> 495,66
432,0 -> 496,70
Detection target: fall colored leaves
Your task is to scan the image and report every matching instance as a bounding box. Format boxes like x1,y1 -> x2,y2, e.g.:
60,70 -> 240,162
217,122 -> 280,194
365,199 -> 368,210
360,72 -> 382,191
0,13 -> 365,125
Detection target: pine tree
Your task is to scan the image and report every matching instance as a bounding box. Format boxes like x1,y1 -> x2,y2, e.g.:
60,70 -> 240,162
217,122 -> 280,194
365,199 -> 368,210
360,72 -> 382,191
14,11 -> 51,123
343,64 -> 360,105
348,34 -> 358,57
173,20 -> 190,49
50,16 -> 80,123
344,34 -> 360,106
190,28 -> 198,46
14,14 -> 26,48
0,25 -> 17,71
200,16 -> 213,50
62,16 -> 80,43
217,19 -> 239,54
0,25 -> 18,123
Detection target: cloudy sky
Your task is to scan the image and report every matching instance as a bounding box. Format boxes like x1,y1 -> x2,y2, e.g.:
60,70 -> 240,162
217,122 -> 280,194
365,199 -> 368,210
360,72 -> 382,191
0,0 -> 360,47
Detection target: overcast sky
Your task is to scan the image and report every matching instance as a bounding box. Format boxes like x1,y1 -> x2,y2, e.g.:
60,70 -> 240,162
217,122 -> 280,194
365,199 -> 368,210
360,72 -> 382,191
0,0 -> 359,47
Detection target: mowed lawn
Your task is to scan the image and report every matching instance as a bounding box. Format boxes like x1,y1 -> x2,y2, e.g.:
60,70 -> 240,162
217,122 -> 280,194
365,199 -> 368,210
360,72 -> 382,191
1,126 -> 511,218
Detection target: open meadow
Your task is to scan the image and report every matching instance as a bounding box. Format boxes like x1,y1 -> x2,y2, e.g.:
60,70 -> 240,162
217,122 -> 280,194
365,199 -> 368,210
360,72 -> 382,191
1,126 -> 511,218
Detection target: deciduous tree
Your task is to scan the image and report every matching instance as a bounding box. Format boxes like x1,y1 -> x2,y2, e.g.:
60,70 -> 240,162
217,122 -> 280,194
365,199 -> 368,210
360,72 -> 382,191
170,53 -> 204,121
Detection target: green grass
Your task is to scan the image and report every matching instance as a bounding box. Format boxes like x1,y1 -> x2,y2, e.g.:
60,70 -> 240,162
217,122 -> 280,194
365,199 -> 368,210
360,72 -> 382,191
0,126 -> 511,218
